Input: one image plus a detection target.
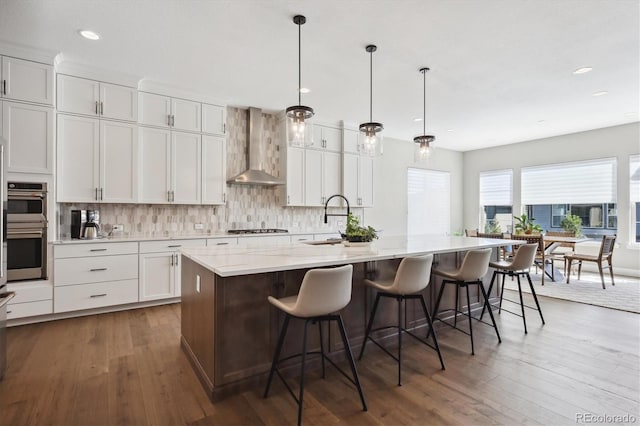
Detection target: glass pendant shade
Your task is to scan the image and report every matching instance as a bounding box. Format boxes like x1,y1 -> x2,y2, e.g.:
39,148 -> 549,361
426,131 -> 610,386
358,45 -> 383,156
414,67 -> 435,163
287,15 -> 314,147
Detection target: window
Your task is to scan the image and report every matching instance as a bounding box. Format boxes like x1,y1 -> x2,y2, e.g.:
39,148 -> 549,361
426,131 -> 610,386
479,169 -> 513,233
522,158 -> 617,235
407,168 -> 450,236
630,155 -> 640,243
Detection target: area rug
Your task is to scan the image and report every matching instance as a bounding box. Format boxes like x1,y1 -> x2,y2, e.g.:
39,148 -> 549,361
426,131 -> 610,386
502,271 -> 640,314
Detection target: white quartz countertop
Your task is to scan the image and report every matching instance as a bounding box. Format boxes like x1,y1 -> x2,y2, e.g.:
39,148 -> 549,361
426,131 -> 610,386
181,235 -> 517,277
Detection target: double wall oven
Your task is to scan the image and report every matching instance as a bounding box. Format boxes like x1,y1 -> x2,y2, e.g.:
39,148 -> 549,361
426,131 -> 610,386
6,182 -> 48,282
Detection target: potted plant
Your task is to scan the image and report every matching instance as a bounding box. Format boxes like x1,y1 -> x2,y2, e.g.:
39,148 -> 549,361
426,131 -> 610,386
560,213 -> 583,237
484,219 -> 502,234
513,213 -> 542,235
342,213 -> 378,243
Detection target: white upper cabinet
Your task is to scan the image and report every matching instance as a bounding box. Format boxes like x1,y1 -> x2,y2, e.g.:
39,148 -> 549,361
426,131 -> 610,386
312,124 -> 342,151
304,150 -> 342,207
138,92 -> 201,132
343,153 -> 374,207
57,114 -> 138,203
172,131 -> 201,204
202,103 -> 226,136
343,128 -> 359,154
138,126 -> 172,203
57,74 -> 137,121
284,146 -> 305,206
202,135 -> 226,205
0,56 -> 54,105
2,101 -> 53,174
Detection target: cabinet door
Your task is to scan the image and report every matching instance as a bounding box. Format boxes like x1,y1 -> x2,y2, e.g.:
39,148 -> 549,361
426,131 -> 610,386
56,114 -> 100,202
323,151 -> 342,201
285,147 -> 304,206
100,120 -> 138,202
139,252 -> 176,301
138,92 -> 171,128
138,126 -> 171,203
342,153 -> 359,207
202,103 -> 226,135
359,156 -> 374,207
100,82 -> 137,122
343,129 -> 359,154
1,57 -> 53,105
57,74 -> 100,116
322,126 -> 342,152
172,131 -> 201,204
304,149 -> 323,207
202,135 -> 226,205
2,101 -> 53,173
171,98 -> 201,132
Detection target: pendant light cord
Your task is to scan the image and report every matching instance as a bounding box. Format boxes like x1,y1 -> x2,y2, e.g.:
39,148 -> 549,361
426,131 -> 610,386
369,49 -> 373,122
422,68 -> 426,135
298,21 -> 302,106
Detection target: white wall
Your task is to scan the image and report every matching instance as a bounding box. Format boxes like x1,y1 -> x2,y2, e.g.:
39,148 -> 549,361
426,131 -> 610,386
366,137 -> 464,237
463,122 -> 640,275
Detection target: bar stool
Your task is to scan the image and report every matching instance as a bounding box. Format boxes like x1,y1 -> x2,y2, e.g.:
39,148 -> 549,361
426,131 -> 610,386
480,243 -> 545,334
263,264 -> 367,426
430,248 -> 501,355
358,254 -> 445,386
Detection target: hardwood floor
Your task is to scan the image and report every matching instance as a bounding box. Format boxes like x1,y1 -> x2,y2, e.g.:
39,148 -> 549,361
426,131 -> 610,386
1,293 -> 639,425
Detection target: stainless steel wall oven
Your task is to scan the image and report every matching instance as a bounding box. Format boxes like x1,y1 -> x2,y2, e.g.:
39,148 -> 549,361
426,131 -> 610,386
7,182 -> 48,282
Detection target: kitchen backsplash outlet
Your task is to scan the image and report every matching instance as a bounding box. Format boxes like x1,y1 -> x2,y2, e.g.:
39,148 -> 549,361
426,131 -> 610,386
57,107 -> 360,238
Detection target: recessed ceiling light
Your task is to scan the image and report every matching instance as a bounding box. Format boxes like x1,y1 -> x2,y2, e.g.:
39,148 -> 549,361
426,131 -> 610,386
299,87 -> 310,94
78,30 -> 100,40
592,91 -> 608,97
537,120 -> 546,124
447,129 -> 454,132
413,118 -> 423,122
573,67 -> 593,75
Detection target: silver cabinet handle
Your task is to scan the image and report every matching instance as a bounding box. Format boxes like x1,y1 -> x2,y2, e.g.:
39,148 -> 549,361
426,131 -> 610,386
170,115 -> 175,127
223,193 -> 226,203
168,114 -> 171,126
168,245 -> 182,248
90,248 -> 107,252
287,195 -> 290,204
100,188 -> 104,201
216,242 -> 229,246
95,188 -> 99,200
2,80 -> 6,95
174,253 -> 179,266
90,294 -> 107,298
100,101 -> 104,115
90,268 -> 107,272
223,123 -> 226,134
170,254 -> 174,266
95,101 -> 99,114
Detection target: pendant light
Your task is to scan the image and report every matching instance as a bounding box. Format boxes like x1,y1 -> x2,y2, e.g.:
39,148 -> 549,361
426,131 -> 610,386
359,45 -> 383,156
414,67 -> 435,162
286,15 -> 314,147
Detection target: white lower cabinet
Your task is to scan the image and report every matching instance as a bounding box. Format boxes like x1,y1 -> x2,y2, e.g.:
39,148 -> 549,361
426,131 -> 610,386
6,281 -> 53,319
53,242 -> 139,313
138,239 -> 206,301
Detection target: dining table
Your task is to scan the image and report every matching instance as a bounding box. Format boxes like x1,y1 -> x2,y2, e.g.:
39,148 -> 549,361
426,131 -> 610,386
543,234 -> 590,282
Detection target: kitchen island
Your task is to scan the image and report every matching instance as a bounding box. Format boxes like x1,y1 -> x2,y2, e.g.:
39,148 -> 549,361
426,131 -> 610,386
180,235 -> 515,401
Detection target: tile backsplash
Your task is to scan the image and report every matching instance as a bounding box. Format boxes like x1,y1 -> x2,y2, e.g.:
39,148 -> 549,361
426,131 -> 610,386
57,107 -> 359,238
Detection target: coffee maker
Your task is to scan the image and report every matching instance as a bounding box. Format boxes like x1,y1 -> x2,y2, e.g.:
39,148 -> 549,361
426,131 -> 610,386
71,209 -> 100,239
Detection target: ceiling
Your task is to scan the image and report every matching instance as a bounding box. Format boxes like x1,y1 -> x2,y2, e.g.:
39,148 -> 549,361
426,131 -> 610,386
0,0 -> 638,151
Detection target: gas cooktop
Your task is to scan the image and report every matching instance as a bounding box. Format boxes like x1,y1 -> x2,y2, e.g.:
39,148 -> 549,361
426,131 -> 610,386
227,229 -> 289,234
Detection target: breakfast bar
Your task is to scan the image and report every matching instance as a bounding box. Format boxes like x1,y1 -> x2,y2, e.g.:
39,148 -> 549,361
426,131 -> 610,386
180,235 -> 516,401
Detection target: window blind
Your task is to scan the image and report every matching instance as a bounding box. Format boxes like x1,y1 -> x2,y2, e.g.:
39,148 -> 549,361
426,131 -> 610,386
521,157 -> 617,204
479,169 -> 513,206
407,168 -> 450,236
631,154 -> 640,203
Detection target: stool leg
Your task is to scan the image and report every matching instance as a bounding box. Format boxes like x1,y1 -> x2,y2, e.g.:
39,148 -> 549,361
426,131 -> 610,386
498,273 -> 506,314
465,284 -> 474,355
526,272 -> 545,325
454,284 -> 460,328
516,273 -> 527,334
419,295 -> 445,370
397,297 -> 403,386
264,314 -> 291,398
337,315 -> 368,412
297,319 -> 311,426
428,280 -> 447,341
478,280 -> 501,343
359,292 -> 381,360
566,258 -> 573,283
480,271 -> 498,320
318,321 -> 326,379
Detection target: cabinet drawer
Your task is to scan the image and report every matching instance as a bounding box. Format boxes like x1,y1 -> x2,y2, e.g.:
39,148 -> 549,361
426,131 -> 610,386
55,242 -> 138,258
206,237 -> 238,246
291,234 -> 314,242
139,239 -> 206,253
7,282 -> 53,303
54,279 -> 139,313
54,254 -> 138,286
7,300 -> 53,320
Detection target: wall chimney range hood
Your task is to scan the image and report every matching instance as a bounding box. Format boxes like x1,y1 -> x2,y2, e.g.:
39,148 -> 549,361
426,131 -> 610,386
227,107 -> 284,186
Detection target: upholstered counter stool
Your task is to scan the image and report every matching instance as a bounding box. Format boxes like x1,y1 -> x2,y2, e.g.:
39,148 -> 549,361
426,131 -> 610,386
480,243 -> 545,334
430,248 -> 500,355
263,264 -> 367,426
358,254 -> 445,386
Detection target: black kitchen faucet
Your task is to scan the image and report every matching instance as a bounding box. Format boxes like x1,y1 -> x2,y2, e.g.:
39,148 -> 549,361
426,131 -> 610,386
324,194 -> 351,224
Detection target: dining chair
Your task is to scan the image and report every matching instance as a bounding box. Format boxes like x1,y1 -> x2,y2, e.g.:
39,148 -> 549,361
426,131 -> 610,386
465,229 -> 479,237
510,234 -> 547,285
544,231 -> 575,280
565,235 -> 616,289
